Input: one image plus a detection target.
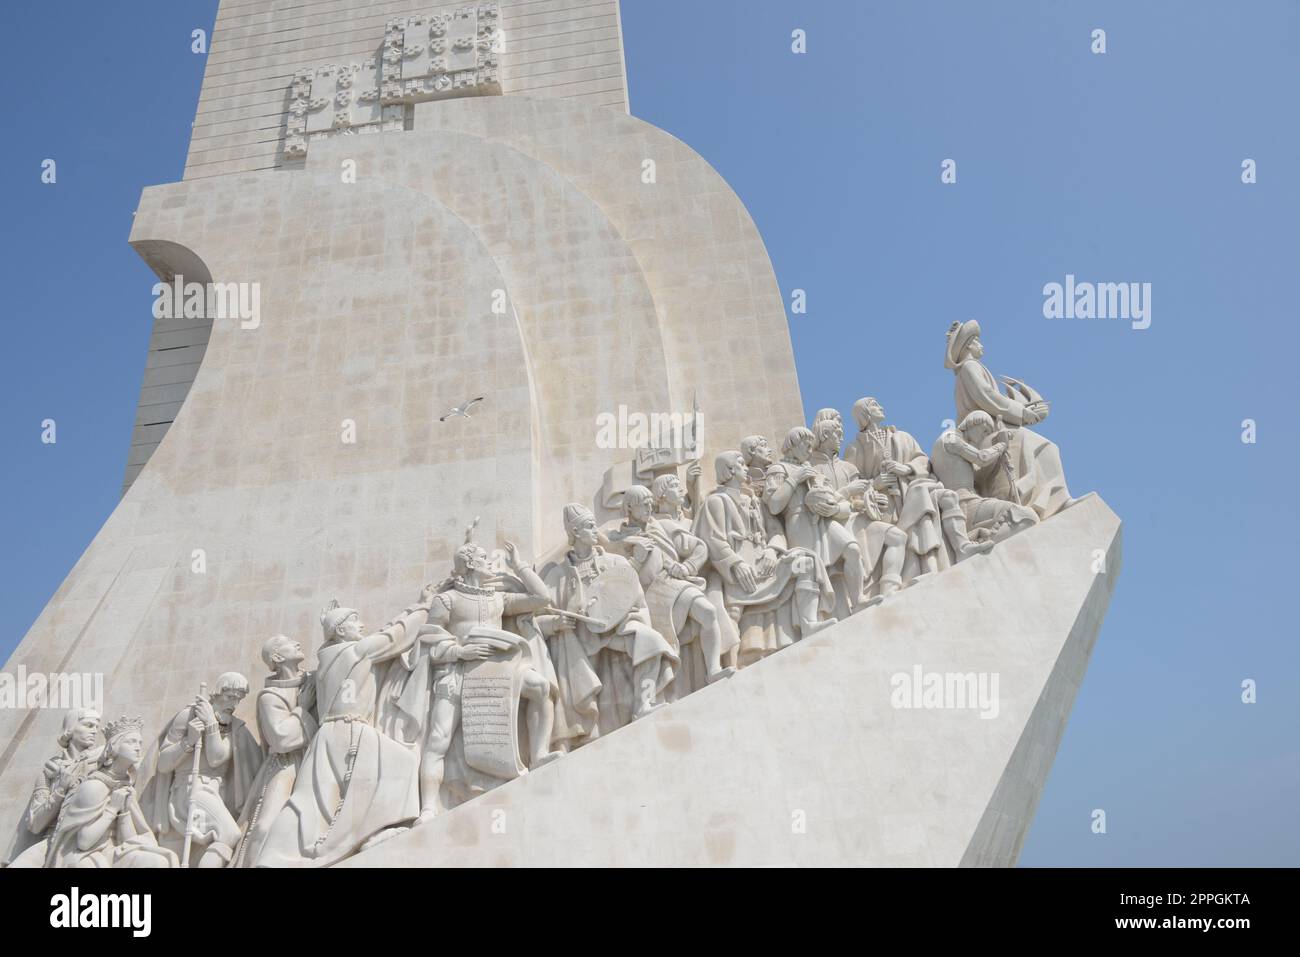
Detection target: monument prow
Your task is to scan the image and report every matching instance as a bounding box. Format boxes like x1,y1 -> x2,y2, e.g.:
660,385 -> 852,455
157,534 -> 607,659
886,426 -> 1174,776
344,494 -> 1121,867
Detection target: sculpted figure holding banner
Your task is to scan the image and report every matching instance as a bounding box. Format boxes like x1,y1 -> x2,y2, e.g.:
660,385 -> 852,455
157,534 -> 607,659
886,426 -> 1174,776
540,504 -> 678,747
945,320 -> 1077,518
764,427 -> 869,614
257,588 -> 435,866
381,535 -> 562,823
231,636 -> 318,868
609,485 -> 736,697
141,673 -> 263,868
931,411 -> 1039,542
844,399 -> 992,577
4,708 -> 102,868
694,451 -> 836,666
44,716 -> 177,869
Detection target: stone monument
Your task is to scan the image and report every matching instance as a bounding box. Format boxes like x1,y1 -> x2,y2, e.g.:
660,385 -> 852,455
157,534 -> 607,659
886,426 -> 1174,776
0,0 -> 1120,868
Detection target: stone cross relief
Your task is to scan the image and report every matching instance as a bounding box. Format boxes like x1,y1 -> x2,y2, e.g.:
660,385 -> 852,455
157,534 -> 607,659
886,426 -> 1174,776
285,3 -> 503,161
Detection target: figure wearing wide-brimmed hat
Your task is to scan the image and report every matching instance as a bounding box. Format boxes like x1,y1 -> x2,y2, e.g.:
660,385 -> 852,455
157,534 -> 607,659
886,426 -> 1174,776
944,320 -> 1078,519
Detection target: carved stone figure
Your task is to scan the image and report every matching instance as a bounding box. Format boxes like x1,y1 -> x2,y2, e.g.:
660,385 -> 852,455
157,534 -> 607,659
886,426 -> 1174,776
805,411 -> 908,606
256,590 -> 434,866
44,716 -> 177,869
694,451 -> 836,666
650,472 -> 694,531
945,320 -> 1077,518
539,504 -> 678,747
931,411 -> 1040,542
231,636 -> 319,868
738,434 -> 778,499
140,673 -> 263,868
4,708 -> 102,868
844,398 -> 992,578
764,426 -> 869,614
609,485 -> 736,697
381,536 -> 562,823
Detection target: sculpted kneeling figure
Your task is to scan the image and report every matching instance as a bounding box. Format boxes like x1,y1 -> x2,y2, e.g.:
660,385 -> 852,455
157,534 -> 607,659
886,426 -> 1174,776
931,411 -> 1039,542
844,398 -> 992,577
45,716 -> 177,868
5,708 -> 102,868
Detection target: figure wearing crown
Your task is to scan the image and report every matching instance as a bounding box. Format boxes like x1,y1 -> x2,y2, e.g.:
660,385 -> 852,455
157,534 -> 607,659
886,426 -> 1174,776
44,716 -> 178,868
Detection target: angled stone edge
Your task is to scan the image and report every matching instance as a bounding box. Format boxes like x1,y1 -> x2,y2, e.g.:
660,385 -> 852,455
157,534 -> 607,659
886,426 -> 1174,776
343,494 -> 1121,867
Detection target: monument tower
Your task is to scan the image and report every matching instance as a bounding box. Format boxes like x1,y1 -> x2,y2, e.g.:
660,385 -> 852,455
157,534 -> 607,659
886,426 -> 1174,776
1,0 -> 1120,868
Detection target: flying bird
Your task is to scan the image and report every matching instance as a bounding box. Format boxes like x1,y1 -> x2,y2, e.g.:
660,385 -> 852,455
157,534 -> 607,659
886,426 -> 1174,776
439,396 -> 485,422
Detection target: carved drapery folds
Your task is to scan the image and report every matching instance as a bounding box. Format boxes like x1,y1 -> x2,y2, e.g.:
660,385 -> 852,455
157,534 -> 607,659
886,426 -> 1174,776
14,327 -> 1081,868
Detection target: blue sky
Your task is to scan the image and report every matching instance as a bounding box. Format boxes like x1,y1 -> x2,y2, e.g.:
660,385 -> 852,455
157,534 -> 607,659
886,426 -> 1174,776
2,0 -> 1297,865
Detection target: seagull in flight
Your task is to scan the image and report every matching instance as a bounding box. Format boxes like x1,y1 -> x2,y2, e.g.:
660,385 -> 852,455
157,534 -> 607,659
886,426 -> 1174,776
439,396 -> 485,422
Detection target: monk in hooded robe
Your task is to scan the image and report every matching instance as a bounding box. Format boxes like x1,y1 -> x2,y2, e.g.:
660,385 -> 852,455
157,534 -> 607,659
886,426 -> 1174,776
256,588 -> 434,867
231,635 -> 318,868
4,708 -> 102,868
139,672 -> 263,868
945,320 -> 1077,519
44,716 -> 177,869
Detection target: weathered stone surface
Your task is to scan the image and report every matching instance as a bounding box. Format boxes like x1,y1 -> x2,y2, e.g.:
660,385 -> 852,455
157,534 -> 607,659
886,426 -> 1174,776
343,494 -> 1120,867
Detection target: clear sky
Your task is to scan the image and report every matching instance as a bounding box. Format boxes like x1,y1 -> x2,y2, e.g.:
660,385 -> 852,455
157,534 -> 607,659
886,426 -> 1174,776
1,0 -> 1296,865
